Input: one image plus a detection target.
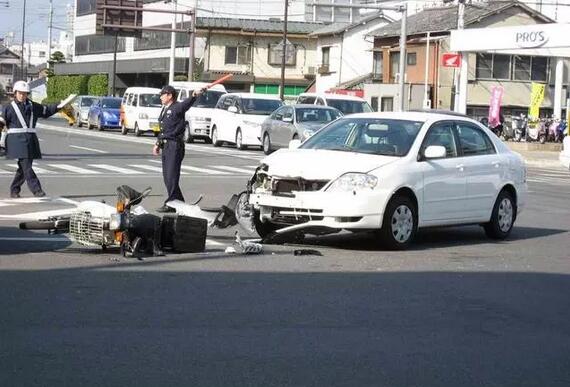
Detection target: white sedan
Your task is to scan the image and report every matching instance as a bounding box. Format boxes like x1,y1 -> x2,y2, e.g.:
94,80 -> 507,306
248,111 -> 527,249
560,136 -> 570,170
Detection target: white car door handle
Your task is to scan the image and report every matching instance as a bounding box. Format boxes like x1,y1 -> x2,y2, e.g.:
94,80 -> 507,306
456,164 -> 465,171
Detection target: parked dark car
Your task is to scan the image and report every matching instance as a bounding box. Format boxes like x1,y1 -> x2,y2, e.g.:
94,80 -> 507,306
260,104 -> 342,154
87,97 -> 122,131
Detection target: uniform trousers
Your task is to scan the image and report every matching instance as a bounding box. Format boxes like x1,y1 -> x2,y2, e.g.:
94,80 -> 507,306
161,140 -> 185,203
10,158 -> 43,195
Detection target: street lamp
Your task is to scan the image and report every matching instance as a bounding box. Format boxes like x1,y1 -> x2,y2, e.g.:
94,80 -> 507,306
20,0 -> 26,80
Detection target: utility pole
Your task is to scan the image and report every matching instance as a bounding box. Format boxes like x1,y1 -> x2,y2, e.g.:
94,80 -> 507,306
188,7 -> 196,81
169,0 -> 178,84
423,31 -> 431,109
20,0 -> 26,80
279,0 -> 289,101
47,0 -> 53,68
111,32 -> 118,96
454,0 -> 467,114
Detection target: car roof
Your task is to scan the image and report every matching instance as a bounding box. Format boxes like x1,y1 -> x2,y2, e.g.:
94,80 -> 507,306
298,92 -> 366,102
123,87 -> 161,94
342,111 -> 481,123
290,104 -> 340,110
224,93 -> 282,100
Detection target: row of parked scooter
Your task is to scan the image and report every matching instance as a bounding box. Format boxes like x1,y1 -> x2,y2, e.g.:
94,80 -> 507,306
482,115 -> 567,144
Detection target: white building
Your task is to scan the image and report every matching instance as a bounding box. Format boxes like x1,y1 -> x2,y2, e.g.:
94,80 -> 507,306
9,32 -> 74,67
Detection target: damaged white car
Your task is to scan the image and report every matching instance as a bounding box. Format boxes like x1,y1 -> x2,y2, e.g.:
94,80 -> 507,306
245,111 -> 527,250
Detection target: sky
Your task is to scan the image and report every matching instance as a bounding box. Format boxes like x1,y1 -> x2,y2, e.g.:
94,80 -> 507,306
0,0 -> 72,45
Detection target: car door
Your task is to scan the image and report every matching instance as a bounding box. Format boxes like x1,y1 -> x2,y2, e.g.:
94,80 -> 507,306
125,93 -> 135,129
88,99 -> 99,125
217,95 -> 236,142
455,121 -> 502,220
418,121 -> 467,223
264,107 -> 284,147
277,106 -> 294,146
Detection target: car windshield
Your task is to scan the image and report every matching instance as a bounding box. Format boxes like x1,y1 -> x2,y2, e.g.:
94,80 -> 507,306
139,94 -> 161,107
241,98 -> 283,115
194,91 -> 225,108
327,99 -> 373,115
296,108 -> 342,123
101,99 -> 121,109
300,117 -> 424,157
80,97 -> 96,107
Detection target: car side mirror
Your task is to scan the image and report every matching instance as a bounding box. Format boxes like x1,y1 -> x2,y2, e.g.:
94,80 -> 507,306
424,145 -> 447,159
228,106 -> 238,113
289,139 -> 301,149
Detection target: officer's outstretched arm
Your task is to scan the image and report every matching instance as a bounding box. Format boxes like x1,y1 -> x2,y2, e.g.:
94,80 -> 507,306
34,102 -> 60,118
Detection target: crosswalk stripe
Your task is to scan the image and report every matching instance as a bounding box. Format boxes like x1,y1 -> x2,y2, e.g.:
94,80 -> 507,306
212,165 -> 256,174
0,168 -> 10,174
88,164 -> 145,174
148,160 -> 231,175
46,163 -> 101,174
6,163 -> 55,174
128,164 -> 188,175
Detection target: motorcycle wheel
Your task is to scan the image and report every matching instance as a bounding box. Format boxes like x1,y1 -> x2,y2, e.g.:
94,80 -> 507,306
539,135 -> 546,144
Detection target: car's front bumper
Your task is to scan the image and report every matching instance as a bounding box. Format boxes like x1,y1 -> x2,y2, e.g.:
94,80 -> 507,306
250,189 -> 390,230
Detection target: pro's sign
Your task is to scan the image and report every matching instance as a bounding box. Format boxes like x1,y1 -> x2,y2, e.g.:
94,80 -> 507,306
442,53 -> 461,68
515,31 -> 548,48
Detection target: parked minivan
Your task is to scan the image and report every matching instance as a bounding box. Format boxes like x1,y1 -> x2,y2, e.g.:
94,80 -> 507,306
121,87 -> 162,136
296,92 -> 373,115
210,93 -> 283,150
171,81 -> 227,143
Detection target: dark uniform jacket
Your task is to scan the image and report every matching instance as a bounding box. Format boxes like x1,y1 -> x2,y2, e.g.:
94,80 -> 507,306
158,95 -> 197,141
4,100 -> 59,159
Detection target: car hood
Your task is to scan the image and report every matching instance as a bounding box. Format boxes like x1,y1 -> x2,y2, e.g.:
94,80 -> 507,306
297,122 -> 326,131
101,108 -> 120,115
263,149 -> 398,180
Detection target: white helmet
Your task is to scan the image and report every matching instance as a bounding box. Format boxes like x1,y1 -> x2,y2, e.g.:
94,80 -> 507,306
13,80 -> 30,93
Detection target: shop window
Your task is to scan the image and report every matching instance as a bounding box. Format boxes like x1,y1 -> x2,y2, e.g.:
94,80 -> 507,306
492,54 -> 510,80
225,46 -> 251,65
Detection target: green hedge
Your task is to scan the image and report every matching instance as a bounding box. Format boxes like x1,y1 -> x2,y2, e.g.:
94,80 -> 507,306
46,74 -> 108,102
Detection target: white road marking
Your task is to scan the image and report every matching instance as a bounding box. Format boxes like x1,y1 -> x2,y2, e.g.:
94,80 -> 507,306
47,163 -> 102,174
88,164 -> 145,174
0,168 -> 11,174
213,165 -> 256,174
6,163 -> 54,174
0,202 -> 14,208
206,239 -> 224,246
70,145 -> 109,153
0,197 -> 53,204
148,160 -> 231,175
0,208 -> 75,220
0,237 -> 70,242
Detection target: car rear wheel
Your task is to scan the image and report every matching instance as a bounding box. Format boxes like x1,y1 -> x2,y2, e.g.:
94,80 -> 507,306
134,123 -> 141,137
253,210 -> 280,238
87,119 -> 93,130
211,127 -> 221,147
376,195 -> 417,250
484,190 -> 516,239
262,133 -> 272,155
236,129 -> 246,150
97,117 -> 104,131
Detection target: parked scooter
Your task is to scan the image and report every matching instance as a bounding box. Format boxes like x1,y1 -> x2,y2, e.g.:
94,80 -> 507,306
526,117 -> 547,144
19,185 -> 239,258
547,118 -> 565,143
512,114 -> 527,142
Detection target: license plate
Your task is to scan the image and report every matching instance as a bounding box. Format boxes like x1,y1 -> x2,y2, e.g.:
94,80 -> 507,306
151,123 -> 160,132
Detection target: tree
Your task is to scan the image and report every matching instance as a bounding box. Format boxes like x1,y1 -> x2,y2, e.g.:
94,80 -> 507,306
47,51 -> 66,77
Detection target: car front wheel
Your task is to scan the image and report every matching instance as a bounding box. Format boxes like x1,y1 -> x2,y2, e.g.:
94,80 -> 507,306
377,195 -> 417,250
236,129 -> 245,150
253,210 -> 280,238
211,127 -> 221,147
262,133 -> 272,155
484,190 -> 516,239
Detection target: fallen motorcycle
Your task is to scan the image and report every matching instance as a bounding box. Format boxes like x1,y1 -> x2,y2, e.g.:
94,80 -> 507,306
19,185 -> 239,258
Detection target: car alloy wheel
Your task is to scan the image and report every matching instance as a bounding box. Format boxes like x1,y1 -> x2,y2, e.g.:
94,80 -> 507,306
391,205 -> 413,243
212,127 -> 220,147
377,195 -> 417,250
484,190 -> 516,239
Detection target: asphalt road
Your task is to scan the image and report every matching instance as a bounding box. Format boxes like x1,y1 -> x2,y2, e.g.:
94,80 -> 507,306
1,118 -> 569,387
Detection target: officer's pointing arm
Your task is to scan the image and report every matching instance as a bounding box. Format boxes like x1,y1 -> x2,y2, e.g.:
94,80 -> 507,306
35,101 -> 60,118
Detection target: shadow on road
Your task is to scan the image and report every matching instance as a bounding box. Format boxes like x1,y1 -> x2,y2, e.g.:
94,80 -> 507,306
0,227 -> 73,255
0,268 -> 568,387
296,225 -> 568,251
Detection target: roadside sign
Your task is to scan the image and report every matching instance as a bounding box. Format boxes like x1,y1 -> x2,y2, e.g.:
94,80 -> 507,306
442,53 -> 461,68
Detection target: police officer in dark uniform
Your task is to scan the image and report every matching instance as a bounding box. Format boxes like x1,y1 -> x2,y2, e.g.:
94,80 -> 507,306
153,85 -> 204,212
4,81 -> 62,198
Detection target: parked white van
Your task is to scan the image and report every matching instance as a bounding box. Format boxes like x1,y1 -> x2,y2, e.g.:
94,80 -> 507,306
171,81 -> 227,143
210,93 -> 283,150
296,92 -> 373,115
121,87 -> 162,136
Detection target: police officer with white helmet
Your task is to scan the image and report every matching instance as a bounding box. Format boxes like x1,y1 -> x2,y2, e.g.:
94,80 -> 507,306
4,80 -> 62,198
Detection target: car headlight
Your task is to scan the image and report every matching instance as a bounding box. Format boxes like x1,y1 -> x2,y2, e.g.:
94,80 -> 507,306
109,213 -> 123,231
139,113 -> 149,119
327,173 -> 378,192
243,120 -> 261,128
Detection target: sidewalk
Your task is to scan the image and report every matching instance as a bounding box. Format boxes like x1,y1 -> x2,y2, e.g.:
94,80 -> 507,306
506,143 -> 561,168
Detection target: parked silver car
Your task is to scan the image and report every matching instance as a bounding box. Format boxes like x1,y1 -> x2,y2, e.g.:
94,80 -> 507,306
71,95 -> 98,128
260,104 -> 342,154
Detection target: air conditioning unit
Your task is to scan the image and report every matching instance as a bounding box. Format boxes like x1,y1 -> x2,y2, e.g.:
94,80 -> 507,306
317,65 -> 330,74
304,66 -> 316,75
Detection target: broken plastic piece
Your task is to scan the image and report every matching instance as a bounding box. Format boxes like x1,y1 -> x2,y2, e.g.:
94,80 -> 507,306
293,249 -> 323,256
234,231 -> 263,254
